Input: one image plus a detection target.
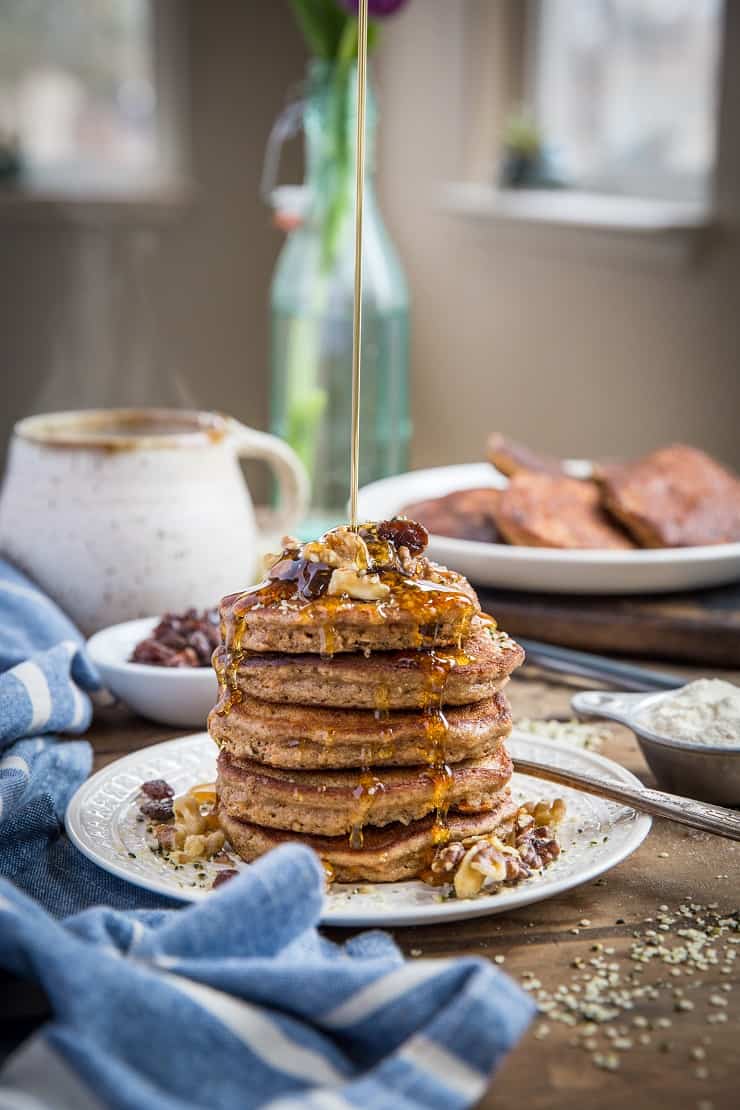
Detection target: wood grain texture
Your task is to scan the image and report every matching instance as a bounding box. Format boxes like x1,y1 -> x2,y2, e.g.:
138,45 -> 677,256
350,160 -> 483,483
79,667 -> 740,1110
477,581 -> 740,666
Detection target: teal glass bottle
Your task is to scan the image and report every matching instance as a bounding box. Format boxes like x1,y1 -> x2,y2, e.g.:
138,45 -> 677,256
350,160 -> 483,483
270,62 -> 410,535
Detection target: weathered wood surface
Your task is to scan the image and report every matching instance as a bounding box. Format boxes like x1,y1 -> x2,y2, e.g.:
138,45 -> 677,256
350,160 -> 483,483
82,664 -> 740,1110
477,580 -> 740,665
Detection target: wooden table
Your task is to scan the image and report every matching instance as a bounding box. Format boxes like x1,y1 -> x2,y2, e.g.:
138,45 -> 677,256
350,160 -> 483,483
84,664 -> 740,1110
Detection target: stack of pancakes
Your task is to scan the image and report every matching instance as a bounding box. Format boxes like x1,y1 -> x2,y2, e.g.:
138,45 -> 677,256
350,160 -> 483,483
209,521 -> 525,883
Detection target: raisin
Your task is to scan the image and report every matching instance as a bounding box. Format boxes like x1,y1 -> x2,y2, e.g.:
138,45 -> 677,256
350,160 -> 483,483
130,608 -> 220,668
141,778 -> 175,800
268,557 -> 301,582
188,630 -> 212,664
140,798 -> 174,822
165,647 -> 200,668
212,869 -> 239,889
377,518 -> 429,555
297,561 -> 332,599
153,625 -> 188,650
268,556 -> 332,599
131,639 -> 175,666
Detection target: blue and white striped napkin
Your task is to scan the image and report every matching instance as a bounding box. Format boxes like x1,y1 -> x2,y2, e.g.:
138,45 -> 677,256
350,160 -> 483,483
0,846 -> 534,1110
0,559 -> 168,916
0,558 -> 535,1109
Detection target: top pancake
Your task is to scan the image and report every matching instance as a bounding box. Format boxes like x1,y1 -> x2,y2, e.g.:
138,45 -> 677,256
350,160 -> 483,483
598,444 -> 740,548
220,521 -> 480,655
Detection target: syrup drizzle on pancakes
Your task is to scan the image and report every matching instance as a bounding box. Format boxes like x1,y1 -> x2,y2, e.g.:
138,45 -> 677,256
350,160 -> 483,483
213,521 -> 492,863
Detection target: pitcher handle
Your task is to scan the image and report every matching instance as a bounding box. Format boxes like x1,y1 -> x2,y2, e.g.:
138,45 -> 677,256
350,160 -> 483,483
228,419 -> 309,538
260,98 -> 306,206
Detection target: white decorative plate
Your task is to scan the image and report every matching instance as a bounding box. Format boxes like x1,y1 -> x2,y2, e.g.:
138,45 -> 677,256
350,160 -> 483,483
358,463 -> 740,595
65,731 -> 651,926
87,618 -> 219,729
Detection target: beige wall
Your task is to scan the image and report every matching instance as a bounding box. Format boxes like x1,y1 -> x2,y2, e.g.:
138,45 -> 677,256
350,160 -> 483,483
374,0 -> 740,470
1,0 -> 738,478
0,1 -> 307,470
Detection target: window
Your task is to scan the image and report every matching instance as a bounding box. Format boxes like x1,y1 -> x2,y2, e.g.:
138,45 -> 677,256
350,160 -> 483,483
0,0 -> 171,193
530,0 -> 724,202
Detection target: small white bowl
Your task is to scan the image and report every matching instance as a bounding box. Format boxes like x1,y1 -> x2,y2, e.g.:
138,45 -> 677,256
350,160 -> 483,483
87,617 -> 219,728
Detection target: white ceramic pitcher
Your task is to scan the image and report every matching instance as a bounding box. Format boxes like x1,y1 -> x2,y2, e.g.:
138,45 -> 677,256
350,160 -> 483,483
0,409 -> 308,633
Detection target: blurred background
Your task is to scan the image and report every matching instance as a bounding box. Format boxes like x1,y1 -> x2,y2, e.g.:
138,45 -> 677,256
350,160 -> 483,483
0,0 -> 738,490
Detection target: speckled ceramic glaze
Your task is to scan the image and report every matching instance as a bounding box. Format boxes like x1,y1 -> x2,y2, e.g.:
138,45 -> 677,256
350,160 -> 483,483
0,409 -> 308,633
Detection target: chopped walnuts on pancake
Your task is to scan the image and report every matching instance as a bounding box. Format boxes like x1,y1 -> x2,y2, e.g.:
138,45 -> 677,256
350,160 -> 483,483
261,519 -> 450,603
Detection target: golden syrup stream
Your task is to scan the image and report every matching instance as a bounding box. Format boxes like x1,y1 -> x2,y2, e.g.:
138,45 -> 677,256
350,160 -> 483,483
322,859 -> 336,885
349,0 -> 369,529
375,699 -> 396,762
348,681 -> 390,850
211,6 -> 490,863
417,651 -> 456,846
374,683 -> 390,715
213,596 -> 257,718
319,622 -> 339,658
188,782 -> 217,806
372,682 -> 395,760
350,769 -> 384,850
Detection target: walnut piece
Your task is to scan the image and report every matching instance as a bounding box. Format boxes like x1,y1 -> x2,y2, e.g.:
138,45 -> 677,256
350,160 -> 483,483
327,568 -> 390,600
153,791 -> 226,864
302,529 -> 371,573
516,825 -> 561,870
454,839 -> 509,899
430,841 -> 466,875
425,797 -> 566,900
172,830 -> 225,864
518,797 -> 566,828
154,823 -> 178,851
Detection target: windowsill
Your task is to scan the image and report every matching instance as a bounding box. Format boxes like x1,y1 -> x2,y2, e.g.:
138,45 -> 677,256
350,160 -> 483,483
0,180 -> 194,226
441,183 -> 714,262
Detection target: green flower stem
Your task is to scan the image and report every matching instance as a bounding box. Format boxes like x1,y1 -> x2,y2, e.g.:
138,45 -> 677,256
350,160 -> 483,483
277,8 -> 380,496
283,278 -> 330,483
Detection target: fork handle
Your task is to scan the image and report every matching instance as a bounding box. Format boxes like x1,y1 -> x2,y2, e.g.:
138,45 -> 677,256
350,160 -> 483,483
513,756 -> 740,842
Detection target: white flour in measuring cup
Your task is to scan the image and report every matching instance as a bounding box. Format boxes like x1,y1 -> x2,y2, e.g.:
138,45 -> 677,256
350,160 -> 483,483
640,679 -> 740,746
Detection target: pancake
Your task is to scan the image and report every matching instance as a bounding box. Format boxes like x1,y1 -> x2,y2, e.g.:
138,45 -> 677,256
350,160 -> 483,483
209,689 -> 512,769
493,472 -> 634,549
213,619 -> 524,710
218,794 -> 519,883
598,444 -> 740,548
400,488 -> 501,543
486,433 -> 565,478
217,745 -> 513,836
220,567 -> 478,656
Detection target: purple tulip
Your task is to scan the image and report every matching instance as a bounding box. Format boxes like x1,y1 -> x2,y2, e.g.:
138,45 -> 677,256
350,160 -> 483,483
339,0 -> 408,17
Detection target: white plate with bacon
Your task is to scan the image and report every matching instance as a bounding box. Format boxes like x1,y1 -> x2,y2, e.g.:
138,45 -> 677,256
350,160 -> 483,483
65,731 -> 651,926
